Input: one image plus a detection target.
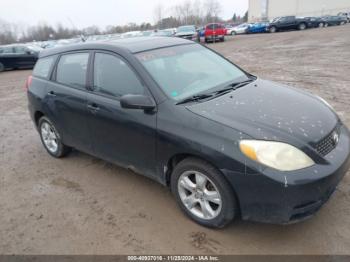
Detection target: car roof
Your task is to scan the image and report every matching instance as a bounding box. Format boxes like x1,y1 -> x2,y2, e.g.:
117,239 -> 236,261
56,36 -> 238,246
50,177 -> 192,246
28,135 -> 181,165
39,36 -> 193,58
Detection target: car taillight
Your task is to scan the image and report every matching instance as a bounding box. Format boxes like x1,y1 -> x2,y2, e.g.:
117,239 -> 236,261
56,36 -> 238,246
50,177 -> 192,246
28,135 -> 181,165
25,75 -> 33,91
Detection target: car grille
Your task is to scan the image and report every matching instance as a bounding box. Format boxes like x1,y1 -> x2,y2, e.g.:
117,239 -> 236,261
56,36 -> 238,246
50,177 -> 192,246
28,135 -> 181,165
314,126 -> 340,156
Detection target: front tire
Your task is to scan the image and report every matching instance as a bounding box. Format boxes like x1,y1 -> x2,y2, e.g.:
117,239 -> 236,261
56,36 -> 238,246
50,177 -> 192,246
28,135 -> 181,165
171,157 -> 238,228
38,116 -> 71,158
269,26 -> 277,33
298,23 -> 306,30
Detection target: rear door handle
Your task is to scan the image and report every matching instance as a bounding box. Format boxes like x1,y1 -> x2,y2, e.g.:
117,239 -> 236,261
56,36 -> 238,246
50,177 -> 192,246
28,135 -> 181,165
87,103 -> 100,113
47,91 -> 56,97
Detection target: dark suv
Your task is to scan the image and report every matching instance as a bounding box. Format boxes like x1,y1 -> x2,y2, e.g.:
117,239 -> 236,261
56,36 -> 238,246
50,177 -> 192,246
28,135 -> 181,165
27,37 -> 350,228
0,44 -> 41,72
268,16 -> 309,33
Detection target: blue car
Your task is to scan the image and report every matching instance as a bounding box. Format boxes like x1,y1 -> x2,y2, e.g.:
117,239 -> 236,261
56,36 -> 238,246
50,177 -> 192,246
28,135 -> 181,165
247,22 -> 269,33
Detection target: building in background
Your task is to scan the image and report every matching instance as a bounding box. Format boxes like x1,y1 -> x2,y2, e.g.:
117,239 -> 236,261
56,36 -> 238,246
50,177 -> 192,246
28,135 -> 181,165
249,0 -> 350,22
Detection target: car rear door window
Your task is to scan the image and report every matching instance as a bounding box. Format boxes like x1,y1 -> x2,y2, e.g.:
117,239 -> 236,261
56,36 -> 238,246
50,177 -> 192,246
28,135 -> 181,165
56,53 -> 89,89
14,46 -> 27,54
93,52 -> 144,97
33,56 -> 57,79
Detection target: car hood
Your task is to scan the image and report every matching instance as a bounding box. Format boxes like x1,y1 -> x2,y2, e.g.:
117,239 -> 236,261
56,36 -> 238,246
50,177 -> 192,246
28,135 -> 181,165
186,79 -> 338,145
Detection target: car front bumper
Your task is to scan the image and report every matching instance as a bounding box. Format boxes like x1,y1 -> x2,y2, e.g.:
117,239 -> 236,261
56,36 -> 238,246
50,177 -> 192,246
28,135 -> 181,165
222,124 -> 350,224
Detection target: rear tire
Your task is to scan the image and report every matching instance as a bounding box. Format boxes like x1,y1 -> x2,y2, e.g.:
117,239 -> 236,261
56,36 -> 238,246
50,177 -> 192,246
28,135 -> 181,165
171,157 -> 238,228
318,22 -> 324,28
38,116 -> 71,158
0,62 -> 4,72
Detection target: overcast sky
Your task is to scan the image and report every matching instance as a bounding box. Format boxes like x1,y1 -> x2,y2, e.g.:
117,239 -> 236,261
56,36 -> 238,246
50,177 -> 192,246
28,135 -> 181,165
1,0 -> 248,29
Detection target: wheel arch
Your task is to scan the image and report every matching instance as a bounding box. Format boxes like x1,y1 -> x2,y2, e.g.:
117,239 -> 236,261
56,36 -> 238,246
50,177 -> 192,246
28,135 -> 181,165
165,153 -> 217,186
34,111 -> 45,127
165,152 -> 242,218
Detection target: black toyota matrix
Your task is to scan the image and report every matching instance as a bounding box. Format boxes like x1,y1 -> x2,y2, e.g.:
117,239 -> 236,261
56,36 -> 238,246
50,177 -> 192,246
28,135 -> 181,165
27,37 -> 350,228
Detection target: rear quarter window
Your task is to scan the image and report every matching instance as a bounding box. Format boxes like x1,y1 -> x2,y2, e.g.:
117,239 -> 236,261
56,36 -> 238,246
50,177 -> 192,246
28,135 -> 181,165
33,55 -> 57,79
56,53 -> 89,88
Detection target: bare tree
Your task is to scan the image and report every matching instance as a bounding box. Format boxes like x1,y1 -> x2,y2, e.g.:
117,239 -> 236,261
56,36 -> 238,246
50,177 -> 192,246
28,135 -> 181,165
154,3 -> 165,28
204,0 -> 222,22
192,0 -> 204,25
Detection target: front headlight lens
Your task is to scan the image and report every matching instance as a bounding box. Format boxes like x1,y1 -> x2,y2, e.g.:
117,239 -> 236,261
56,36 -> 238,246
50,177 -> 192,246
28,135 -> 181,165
239,140 -> 315,171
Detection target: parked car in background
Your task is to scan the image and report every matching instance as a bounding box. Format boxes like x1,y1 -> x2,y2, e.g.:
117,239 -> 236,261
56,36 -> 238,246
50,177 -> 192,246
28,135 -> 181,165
27,37 -> 350,228
229,23 -> 250,35
204,23 -> 226,42
247,22 -> 269,33
224,24 -> 235,35
268,16 -> 308,33
322,15 -> 348,26
338,12 -> 350,22
0,44 -> 42,72
152,29 -> 175,37
121,31 -> 142,38
175,25 -> 199,42
141,30 -> 153,37
41,40 -> 58,49
304,17 -> 326,28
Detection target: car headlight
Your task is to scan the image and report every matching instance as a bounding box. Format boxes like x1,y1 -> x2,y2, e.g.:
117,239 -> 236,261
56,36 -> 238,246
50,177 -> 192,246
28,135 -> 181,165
239,140 -> 314,171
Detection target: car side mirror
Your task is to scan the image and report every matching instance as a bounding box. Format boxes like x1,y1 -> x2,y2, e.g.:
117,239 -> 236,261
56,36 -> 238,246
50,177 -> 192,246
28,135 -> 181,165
26,50 -> 33,55
120,94 -> 156,111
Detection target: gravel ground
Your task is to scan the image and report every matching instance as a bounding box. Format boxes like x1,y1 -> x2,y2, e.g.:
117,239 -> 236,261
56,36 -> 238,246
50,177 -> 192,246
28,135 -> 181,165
0,24 -> 350,255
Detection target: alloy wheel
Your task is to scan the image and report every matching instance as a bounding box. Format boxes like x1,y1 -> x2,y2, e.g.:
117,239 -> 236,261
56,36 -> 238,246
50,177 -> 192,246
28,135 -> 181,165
41,122 -> 58,153
177,170 -> 222,220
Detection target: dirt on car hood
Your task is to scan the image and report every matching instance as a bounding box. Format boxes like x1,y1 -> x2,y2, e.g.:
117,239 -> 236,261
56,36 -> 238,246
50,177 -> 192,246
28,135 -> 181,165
187,79 -> 338,145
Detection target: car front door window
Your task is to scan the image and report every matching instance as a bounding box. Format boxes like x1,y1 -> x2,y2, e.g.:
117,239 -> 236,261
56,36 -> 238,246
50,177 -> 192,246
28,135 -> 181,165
93,52 -> 145,98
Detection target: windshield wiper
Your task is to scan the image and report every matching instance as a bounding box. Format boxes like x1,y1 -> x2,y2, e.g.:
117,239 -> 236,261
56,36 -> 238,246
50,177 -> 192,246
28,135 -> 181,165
176,78 -> 255,105
219,79 -> 254,93
208,79 -> 255,98
176,94 -> 214,105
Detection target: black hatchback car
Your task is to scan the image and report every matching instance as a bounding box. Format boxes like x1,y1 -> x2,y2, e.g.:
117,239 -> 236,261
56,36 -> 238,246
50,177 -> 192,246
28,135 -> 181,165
0,44 -> 41,72
322,15 -> 348,26
27,37 -> 350,228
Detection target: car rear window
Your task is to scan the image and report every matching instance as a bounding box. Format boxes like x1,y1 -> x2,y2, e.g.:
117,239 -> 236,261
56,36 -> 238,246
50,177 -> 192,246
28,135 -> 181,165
56,53 -> 89,88
33,55 -> 57,79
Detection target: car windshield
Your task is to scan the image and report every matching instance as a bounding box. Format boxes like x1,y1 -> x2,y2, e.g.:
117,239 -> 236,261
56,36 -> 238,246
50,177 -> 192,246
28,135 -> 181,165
177,26 -> 195,32
136,44 -> 249,101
